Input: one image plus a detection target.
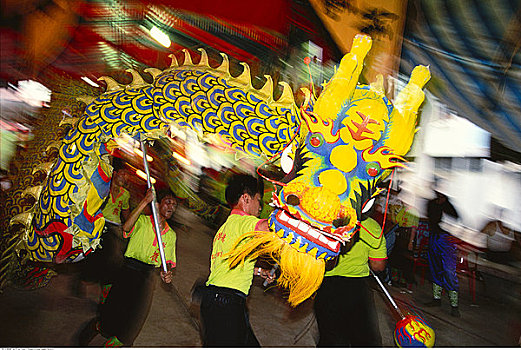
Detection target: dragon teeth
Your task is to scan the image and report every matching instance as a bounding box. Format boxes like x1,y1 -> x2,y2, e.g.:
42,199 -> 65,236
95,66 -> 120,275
297,222 -> 309,233
308,228 -> 319,238
278,209 -> 339,252
318,234 -> 329,244
328,241 -> 340,251
279,211 -> 289,221
288,218 -> 299,227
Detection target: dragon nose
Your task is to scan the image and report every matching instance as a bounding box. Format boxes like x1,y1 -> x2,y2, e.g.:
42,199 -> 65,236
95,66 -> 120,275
332,215 -> 351,228
300,186 -> 340,223
286,194 -> 300,206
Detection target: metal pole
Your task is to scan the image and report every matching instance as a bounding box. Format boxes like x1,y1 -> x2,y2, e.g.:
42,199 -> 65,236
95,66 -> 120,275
370,269 -> 405,319
140,134 -> 168,273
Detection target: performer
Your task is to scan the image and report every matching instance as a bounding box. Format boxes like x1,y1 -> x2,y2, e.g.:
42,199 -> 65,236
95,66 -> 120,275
74,158 -> 130,298
79,187 -> 177,346
425,186 -> 460,317
98,158 -> 131,299
314,217 -> 387,347
199,173 -> 273,347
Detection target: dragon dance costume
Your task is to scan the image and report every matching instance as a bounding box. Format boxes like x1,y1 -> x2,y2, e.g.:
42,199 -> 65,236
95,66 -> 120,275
4,35 -> 435,346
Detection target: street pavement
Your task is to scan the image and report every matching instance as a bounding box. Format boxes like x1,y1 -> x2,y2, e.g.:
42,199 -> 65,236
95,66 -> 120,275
0,206 -> 520,347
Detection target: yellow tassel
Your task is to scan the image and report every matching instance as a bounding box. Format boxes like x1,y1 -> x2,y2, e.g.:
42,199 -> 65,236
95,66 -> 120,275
227,231 -> 325,307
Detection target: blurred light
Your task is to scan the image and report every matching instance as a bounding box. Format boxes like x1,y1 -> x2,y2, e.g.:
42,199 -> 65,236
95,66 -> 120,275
136,169 -> 156,184
17,80 -> 51,107
150,26 -> 171,48
115,134 -> 136,154
81,76 -> 100,88
134,148 -> 153,162
173,151 -> 190,166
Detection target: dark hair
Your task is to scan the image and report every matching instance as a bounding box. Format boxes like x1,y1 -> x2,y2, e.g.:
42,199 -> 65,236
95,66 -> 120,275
225,174 -> 264,208
156,188 -> 176,203
112,157 -> 126,172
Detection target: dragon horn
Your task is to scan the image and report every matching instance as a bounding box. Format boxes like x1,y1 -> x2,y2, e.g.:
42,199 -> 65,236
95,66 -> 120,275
386,65 -> 431,156
313,34 -> 372,120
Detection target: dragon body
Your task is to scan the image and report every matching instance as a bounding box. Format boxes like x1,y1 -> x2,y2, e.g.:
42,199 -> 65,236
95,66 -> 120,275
7,35 -> 429,306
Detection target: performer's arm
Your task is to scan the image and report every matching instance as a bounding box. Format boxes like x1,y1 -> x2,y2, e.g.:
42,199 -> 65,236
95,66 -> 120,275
442,198 -> 459,219
369,258 -> 386,272
255,219 -> 269,232
122,188 -> 154,234
408,226 -> 417,252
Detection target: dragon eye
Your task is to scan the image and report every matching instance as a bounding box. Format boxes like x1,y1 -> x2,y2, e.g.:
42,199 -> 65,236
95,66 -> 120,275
280,145 -> 294,174
366,162 -> 381,177
309,133 -> 324,148
361,197 -> 376,214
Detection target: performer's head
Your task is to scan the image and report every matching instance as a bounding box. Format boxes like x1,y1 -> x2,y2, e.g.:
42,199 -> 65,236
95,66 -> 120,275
225,173 -> 264,217
111,157 -> 130,187
156,188 -> 177,220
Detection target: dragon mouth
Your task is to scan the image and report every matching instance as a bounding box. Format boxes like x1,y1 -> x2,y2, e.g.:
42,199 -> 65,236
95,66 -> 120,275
272,209 -> 341,255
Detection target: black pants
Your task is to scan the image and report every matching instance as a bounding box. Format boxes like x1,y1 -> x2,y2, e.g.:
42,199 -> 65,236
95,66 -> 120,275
80,223 -> 127,285
99,258 -> 157,345
314,276 -> 382,347
200,285 -> 259,347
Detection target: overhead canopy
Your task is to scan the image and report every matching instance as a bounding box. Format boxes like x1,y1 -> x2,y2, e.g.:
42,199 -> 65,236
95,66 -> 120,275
400,0 -> 521,152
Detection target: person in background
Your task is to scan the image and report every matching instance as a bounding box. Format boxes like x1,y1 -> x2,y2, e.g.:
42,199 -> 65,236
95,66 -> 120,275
314,216 -> 387,347
481,206 -> 516,265
79,187 -> 177,347
424,184 -> 461,317
199,173 -> 274,347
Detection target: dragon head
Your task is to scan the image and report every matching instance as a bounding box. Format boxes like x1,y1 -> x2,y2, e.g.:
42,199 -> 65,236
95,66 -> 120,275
229,35 -> 430,305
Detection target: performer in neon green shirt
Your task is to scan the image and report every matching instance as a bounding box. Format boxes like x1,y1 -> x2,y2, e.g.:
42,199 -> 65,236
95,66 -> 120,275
79,187 -> 177,347
200,174 -> 273,347
314,217 -> 387,346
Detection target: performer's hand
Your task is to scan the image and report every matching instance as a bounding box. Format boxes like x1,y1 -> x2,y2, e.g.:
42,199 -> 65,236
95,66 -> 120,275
255,267 -> 276,284
408,241 -> 414,252
144,188 -> 155,204
161,269 -> 172,284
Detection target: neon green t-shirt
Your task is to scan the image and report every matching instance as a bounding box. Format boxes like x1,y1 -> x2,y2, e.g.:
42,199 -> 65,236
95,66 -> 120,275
206,210 -> 264,295
124,215 -> 177,267
325,217 -> 387,278
102,187 -> 130,224
396,206 -> 419,228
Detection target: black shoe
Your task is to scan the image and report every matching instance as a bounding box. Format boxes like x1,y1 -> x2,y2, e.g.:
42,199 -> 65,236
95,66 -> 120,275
451,306 -> 461,317
424,299 -> 441,307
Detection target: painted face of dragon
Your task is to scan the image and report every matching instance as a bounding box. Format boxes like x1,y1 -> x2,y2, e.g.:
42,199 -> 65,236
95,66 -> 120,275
266,35 -> 430,261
